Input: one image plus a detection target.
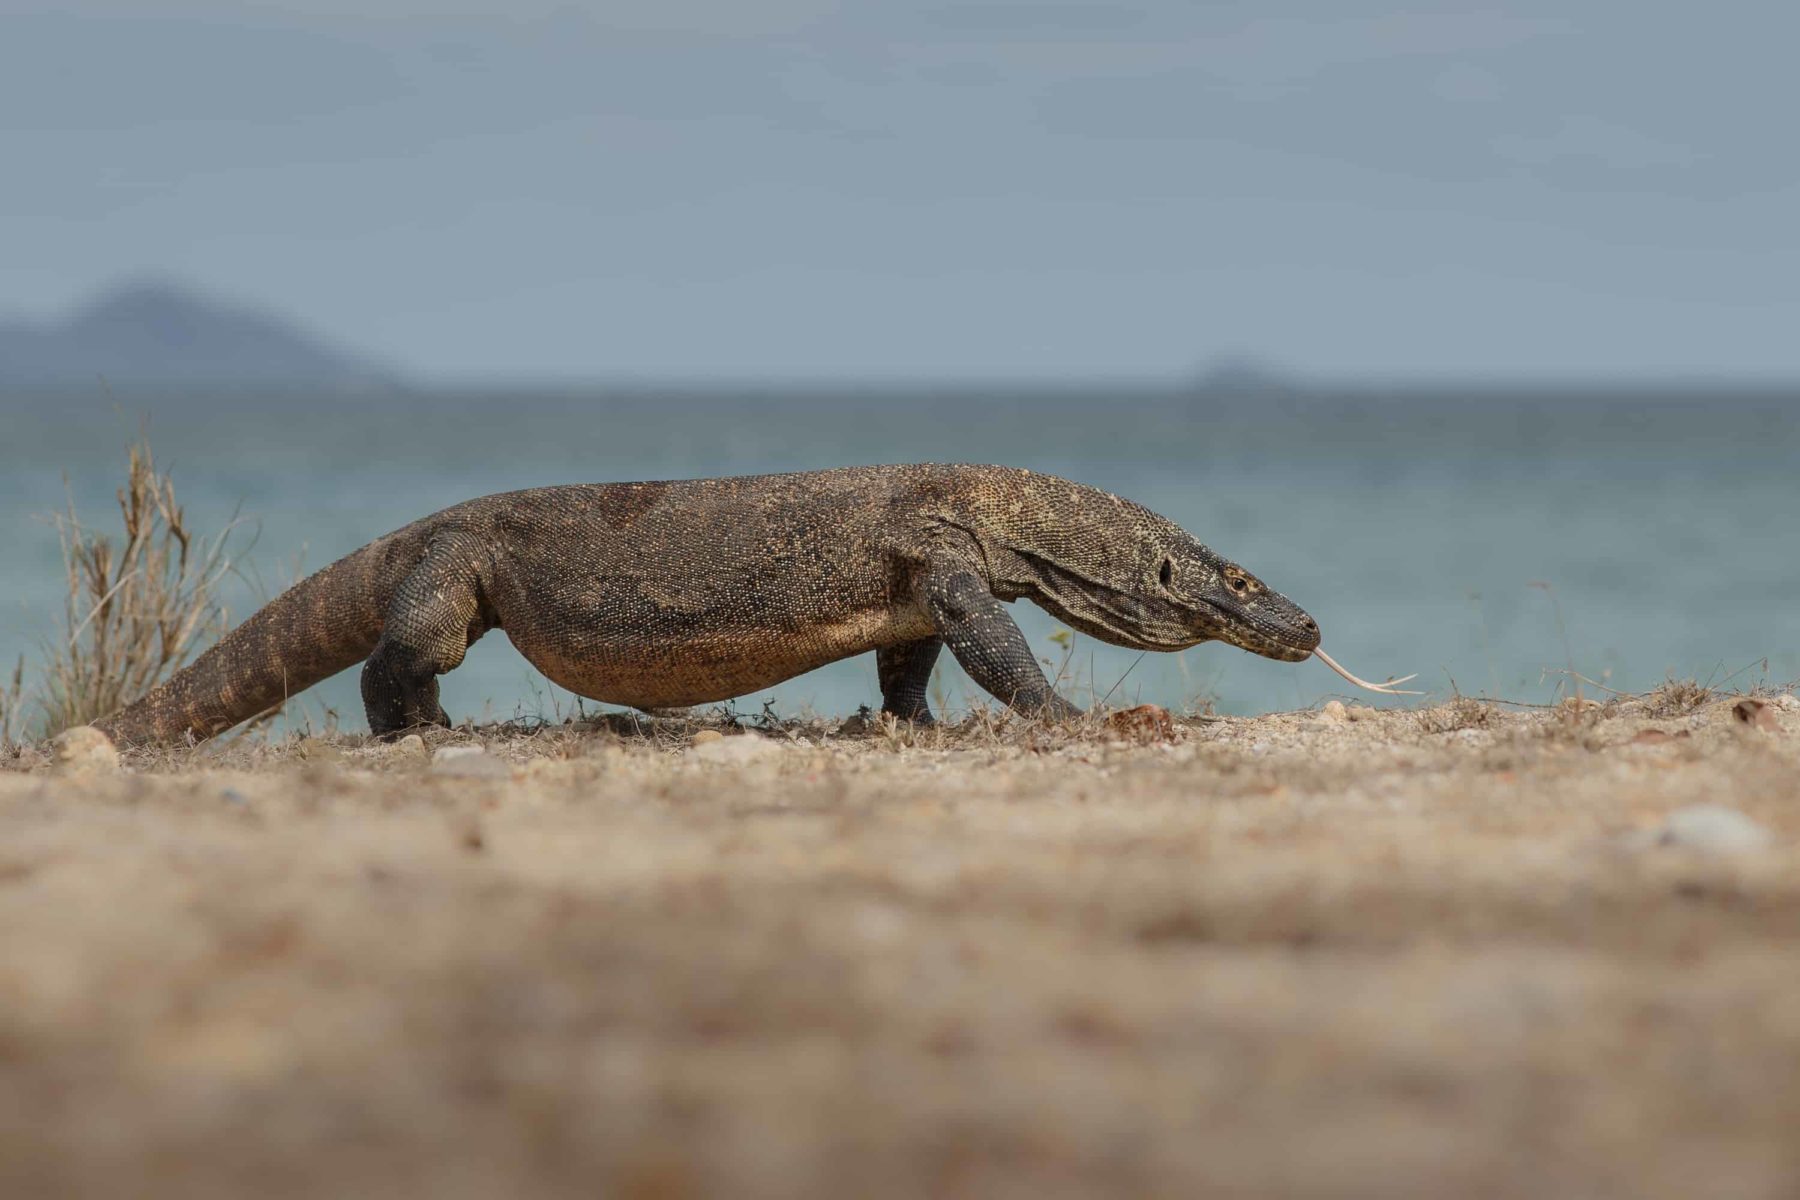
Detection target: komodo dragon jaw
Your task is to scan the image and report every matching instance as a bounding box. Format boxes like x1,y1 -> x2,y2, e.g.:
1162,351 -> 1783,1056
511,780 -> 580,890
1002,546 -> 1320,660
1194,589 -> 1321,662
89,464 -> 1333,745
989,506 -> 1319,661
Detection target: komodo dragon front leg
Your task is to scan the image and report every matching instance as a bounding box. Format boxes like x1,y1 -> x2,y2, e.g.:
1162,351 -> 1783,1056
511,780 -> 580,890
917,566 -> 1081,720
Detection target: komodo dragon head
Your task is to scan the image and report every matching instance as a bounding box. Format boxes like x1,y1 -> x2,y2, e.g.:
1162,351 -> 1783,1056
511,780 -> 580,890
979,472 -> 1324,662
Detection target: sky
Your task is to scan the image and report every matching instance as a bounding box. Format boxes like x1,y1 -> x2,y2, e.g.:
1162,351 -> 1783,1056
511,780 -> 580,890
4,0 -> 1798,381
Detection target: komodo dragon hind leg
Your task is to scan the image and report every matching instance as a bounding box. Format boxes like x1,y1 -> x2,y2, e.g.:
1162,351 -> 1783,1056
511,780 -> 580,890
362,534 -> 491,737
877,636 -> 943,725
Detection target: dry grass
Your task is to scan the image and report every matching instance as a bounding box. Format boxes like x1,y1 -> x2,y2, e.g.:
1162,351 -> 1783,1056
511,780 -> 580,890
2,439 -> 239,746
3,696 -> 1799,1199
1414,693 -> 1498,733
1642,677 -> 1715,718
0,657 -> 25,751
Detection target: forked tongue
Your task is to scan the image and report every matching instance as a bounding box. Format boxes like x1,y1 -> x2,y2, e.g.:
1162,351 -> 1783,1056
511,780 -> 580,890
1313,647 -> 1422,696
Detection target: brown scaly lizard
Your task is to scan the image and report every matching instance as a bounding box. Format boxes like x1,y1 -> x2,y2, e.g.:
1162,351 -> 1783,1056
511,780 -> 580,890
92,464 -> 1358,745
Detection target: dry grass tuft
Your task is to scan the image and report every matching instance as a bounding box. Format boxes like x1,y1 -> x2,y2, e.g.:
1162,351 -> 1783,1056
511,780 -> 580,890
9,438 -> 242,743
1640,677 -> 1713,718
1416,694 -> 1498,734
0,658 -> 25,753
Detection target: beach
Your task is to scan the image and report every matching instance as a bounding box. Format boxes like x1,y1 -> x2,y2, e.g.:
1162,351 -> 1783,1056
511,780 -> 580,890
4,692 -> 1798,1198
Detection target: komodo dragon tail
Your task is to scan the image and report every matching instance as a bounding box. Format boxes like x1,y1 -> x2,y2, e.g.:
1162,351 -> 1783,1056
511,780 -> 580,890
92,526 -> 429,747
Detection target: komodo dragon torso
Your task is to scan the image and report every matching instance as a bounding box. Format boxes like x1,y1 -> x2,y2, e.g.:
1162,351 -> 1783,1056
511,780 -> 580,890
93,464 -> 1322,745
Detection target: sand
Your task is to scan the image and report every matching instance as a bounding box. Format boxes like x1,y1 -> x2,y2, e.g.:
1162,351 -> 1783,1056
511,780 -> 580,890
3,691 -> 1799,1199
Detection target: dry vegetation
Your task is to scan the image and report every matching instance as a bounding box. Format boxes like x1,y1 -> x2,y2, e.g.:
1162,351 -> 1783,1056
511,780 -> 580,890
1412,693 -> 1497,733
4,694 -> 1800,1199
0,439 -> 240,747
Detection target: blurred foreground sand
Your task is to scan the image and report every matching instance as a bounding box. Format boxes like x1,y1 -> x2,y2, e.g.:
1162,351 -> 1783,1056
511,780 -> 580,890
3,693 -> 1799,1199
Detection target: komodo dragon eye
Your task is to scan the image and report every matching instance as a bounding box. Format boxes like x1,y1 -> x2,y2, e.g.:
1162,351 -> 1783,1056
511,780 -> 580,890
1159,557 -> 1174,588
1229,575 -> 1249,594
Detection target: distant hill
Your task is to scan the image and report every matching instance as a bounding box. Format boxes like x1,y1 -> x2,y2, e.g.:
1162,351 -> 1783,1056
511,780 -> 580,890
0,280 -> 402,389
1190,354 -> 1302,396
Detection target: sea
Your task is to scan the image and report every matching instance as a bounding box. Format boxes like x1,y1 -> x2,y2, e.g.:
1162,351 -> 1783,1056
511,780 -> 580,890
2,383 -> 1796,735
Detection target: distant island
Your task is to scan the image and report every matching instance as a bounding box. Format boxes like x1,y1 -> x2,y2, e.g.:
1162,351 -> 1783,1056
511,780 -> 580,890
0,280 -> 402,390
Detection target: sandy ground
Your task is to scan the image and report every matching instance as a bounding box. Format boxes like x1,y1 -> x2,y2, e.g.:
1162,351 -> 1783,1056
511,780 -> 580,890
3,690 -> 1800,1199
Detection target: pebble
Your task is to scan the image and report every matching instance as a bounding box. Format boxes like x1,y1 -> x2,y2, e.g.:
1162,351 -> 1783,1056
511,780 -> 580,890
51,725 -> 119,773
687,733 -> 788,765
1775,693 -> 1799,711
295,737 -> 343,763
1317,700 -> 1347,723
1346,705 -> 1378,722
432,745 -> 485,762
1656,805 -> 1774,854
1103,704 -> 1175,742
690,729 -> 724,746
430,744 -> 513,779
395,734 -> 428,756
1731,698 -> 1781,732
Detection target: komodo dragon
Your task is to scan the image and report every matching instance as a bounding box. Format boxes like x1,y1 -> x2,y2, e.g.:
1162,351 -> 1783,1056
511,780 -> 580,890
93,464 -> 1330,746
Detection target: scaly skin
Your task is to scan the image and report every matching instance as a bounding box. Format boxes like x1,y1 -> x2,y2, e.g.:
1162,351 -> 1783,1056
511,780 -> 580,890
91,464 -> 1322,745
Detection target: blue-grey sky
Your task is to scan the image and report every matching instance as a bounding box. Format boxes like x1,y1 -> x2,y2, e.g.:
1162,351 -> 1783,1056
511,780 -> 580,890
4,0 -> 1797,381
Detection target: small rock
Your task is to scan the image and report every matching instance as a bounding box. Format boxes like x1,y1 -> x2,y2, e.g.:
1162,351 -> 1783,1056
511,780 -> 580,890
1104,704 -> 1174,743
690,729 -> 724,746
295,737 -> 343,763
432,745 -> 485,762
430,745 -> 512,779
1774,693 -> 1799,711
1657,805 -> 1773,854
1318,700 -> 1347,723
837,712 -> 873,736
52,726 -> 119,773
395,734 -> 428,756
1345,705 -> 1377,722
687,733 -> 788,765
1732,698 -> 1781,732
